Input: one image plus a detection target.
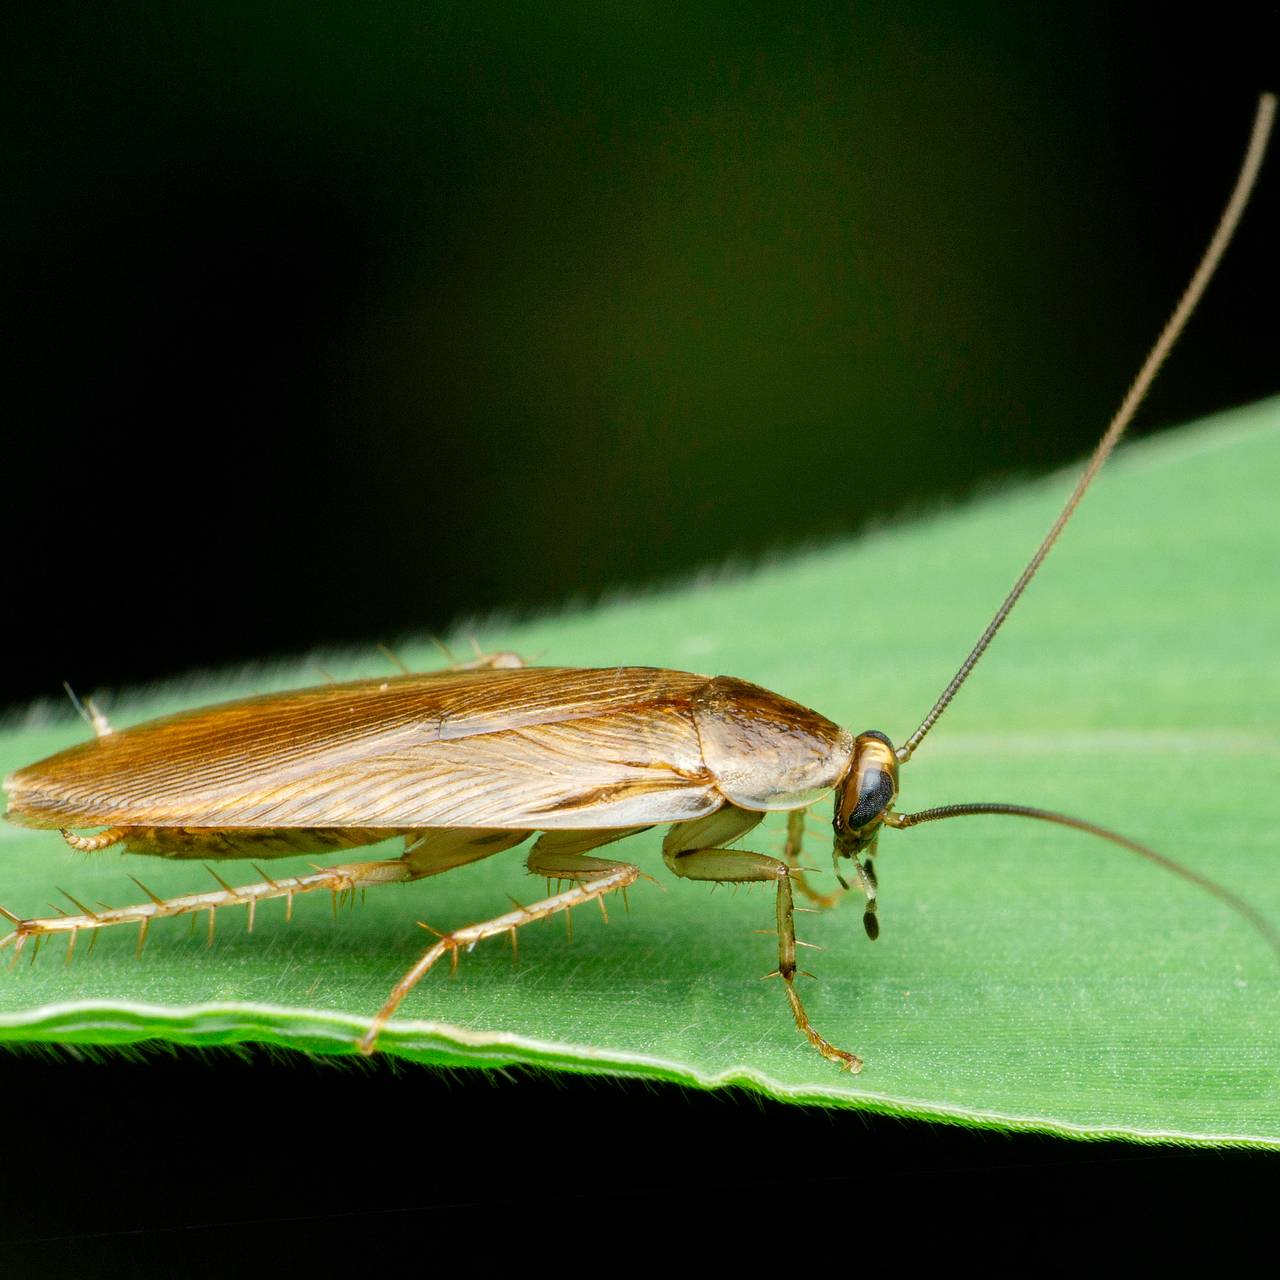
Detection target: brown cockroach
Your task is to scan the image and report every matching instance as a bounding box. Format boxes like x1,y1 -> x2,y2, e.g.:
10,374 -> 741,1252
3,97 -> 1277,1071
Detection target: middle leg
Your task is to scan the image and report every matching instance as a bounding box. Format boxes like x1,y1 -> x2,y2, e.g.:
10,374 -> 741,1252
356,840 -> 642,1055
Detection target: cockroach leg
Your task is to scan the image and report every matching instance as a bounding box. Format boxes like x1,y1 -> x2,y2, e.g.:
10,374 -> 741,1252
403,827 -> 531,877
58,888 -> 96,917
451,651 -> 528,671
357,856 -> 640,1055
83,697 -> 113,738
528,826 -> 652,862
203,865 -> 237,895
387,636 -> 521,674
783,809 -> 844,909
663,831 -> 862,1072
426,635 -> 529,672
61,682 -> 112,738
0,859 -> 418,955
376,643 -> 412,674
461,635 -> 529,670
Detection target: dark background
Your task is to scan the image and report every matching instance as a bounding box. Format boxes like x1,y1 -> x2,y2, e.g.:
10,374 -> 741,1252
3,2 -> 1278,707
2,2 -> 1277,1253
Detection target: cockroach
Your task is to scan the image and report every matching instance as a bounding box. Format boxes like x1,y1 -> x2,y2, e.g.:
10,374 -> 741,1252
3,96 -> 1277,1071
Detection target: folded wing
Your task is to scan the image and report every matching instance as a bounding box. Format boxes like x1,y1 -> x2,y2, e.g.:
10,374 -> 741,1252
5,668 -> 723,831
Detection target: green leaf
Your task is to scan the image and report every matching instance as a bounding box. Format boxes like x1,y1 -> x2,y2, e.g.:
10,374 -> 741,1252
2,400 -> 1277,1145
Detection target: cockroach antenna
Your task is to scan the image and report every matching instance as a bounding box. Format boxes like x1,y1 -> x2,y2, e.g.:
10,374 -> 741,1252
897,93 -> 1276,765
875,93 -> 1280,960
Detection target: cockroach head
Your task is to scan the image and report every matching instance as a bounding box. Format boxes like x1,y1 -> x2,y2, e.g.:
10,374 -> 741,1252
833,730 -> 898,858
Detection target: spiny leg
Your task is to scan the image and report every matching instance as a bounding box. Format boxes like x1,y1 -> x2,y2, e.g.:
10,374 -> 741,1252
62,681 -> 113,738
427,635 -> 529,671
356,851 -> 640,1055
528,826 -> 651,905
664,813 -> 861,1072
0,859 -> 417,961
783,809 -> 845,909
3,827 -> 526,964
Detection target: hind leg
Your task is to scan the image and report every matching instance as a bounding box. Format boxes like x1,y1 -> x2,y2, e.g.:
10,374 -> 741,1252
1,827 -> 530,960
0,858 -> 418,960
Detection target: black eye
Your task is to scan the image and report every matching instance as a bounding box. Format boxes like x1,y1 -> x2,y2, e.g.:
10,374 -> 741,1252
847,768 -> 894,829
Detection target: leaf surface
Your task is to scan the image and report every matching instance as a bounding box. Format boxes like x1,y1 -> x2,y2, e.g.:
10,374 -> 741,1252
2,401 -> 1277,1145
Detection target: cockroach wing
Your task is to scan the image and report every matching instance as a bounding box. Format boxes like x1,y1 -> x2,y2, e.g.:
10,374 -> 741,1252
4,668 -> 733,832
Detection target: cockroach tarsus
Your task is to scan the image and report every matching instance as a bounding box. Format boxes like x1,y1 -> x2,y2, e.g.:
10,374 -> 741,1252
3,96 -> 1278,1071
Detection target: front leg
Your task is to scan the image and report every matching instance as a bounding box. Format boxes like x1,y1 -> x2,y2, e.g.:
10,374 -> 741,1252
783,809 -> 845,909
663,812 -> 861,1072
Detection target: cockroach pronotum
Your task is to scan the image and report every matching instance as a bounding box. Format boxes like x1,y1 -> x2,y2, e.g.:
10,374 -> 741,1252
3,96 -> 1277,1071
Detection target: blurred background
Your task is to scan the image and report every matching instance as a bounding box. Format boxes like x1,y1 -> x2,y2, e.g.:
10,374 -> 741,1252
3,2 -> 1277,710
3,2 -> 1279,1250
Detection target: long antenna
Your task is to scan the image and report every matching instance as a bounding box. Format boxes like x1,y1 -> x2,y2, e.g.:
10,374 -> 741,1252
897,94 -> 1276,765
884,802 -> 1280,959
